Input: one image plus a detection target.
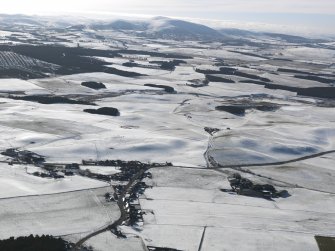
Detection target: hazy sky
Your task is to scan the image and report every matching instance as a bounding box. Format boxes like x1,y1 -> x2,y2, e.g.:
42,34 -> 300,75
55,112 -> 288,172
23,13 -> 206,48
1,0 -> 335,35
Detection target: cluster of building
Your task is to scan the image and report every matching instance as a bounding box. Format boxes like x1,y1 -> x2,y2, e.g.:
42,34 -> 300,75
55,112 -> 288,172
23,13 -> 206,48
106,178 -> 153,227
2,148 -> 45,165
228,173 -> 289,199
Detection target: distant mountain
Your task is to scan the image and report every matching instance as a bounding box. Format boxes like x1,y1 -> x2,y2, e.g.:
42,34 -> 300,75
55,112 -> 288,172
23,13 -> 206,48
91,17 -> 224,41
219,28 -> 327,43
261,32 -> 326,43
144,17 -> 223,40
91,20 -> 148,31
219,28 -> 259,37
66,24 -> 87,31
0,14 -> 43,26
0,14 -> 88,30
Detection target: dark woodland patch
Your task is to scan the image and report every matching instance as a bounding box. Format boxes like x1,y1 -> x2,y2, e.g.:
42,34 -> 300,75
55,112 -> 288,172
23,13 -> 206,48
0,235 -> 92,251
81,81 -> 106,90
9,95 -> 93,105
84,107 -> 120,116
144,84 -> 175,93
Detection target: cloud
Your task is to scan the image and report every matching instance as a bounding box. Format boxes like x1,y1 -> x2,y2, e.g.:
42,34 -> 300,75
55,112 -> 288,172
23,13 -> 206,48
1,0 -> 335,15
192,0 -> 335,14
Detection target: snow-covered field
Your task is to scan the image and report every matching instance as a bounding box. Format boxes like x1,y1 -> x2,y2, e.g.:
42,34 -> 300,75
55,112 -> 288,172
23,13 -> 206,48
0,18 -> 334,250
0,187 -> 119,239
0,163 -> 109,198
138,166 -> 335,250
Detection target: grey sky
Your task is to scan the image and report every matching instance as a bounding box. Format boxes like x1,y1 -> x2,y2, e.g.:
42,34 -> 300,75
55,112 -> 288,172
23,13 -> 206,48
1,0 -> 335,35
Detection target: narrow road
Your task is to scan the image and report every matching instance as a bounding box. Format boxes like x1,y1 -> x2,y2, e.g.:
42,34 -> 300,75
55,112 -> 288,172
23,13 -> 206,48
73,168 -> 148,250
205,149 -> 335,169
217,149 -> 335,168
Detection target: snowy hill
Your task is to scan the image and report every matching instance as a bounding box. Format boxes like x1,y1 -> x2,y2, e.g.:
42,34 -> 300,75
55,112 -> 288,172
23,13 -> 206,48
91,20 -> 148,31
91,17 -> 223,41
219,28 -> 327,43
144,17 -> 223,40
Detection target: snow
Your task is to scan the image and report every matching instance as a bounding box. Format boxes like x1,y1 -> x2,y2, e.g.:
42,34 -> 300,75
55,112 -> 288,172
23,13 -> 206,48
208,103 -> 335,166
138,225 -> 203,251
0,78 -> 45,93
202,227 -> 319,251
0,30 -> 13,36
0,163 -> 109,199
81,166 -> 121,175
245,153 -> 335,193
283,47 -> 335,64
139,166 -> 335,250
106,64 -> 167,76
0,20 -> 334,250
0,79 -> 211,165
83,231 -> 145,251
91,56 -> 130,65
141,195 -> 334,234
143,43 -> 170,48
0,187 -> 119,239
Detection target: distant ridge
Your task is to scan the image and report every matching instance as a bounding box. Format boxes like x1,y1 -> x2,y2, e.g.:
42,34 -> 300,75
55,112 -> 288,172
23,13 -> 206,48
0,14 -> 328,43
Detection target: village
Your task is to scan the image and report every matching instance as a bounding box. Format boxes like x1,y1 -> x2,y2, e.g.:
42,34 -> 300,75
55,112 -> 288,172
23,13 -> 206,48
1,147 -> 173,237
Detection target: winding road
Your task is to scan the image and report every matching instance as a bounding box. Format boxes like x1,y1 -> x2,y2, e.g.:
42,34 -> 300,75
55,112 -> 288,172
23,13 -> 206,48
73,168 -> 149,250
